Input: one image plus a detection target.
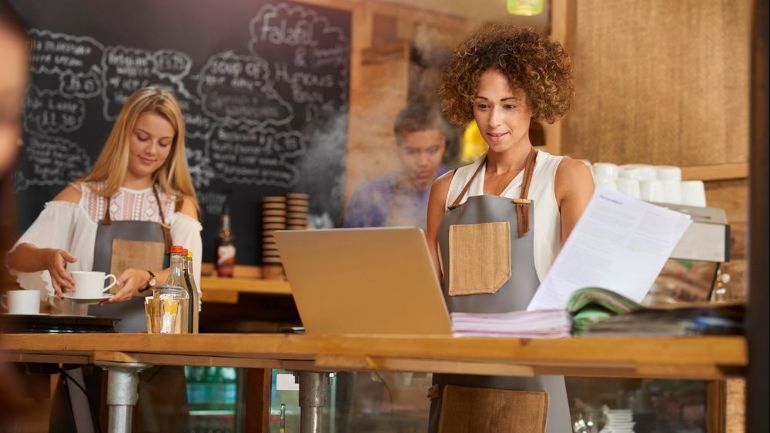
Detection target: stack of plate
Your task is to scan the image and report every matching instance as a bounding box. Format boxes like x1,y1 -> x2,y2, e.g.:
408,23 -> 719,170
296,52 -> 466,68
262,196 -> 286,279
599,408 -> 635,433
286,192 -> 309,230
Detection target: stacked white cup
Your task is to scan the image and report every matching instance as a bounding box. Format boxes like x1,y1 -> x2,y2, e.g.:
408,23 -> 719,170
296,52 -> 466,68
617,164 -> 657,199
591,162 -> 619,192
655,165 -> 682,204
681,180 -> 707,207
588,161 -> 706,207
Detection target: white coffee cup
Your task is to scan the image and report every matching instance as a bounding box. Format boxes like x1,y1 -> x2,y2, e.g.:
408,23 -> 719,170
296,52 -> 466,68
1,289 -> 41,314
619,164 -> 656,182
640,180 -> 666,202
592,162 -> 619,180
655,165 -> 682,182
593,175 -> 618,191
71,271 -> 118,299
681,180 -> 707,207
661,180 -> 682,204
616,177 -> 641,199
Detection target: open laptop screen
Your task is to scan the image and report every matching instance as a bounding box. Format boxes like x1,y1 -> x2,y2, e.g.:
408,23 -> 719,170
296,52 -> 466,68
274,227 -> 452,335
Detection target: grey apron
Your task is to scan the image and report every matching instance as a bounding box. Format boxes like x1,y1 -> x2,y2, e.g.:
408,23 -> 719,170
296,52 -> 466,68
88,186 -> 171,332
428,149 -> 571,433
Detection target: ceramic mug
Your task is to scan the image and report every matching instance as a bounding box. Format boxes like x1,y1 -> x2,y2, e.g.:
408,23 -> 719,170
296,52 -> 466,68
616,177 -> 641,199
1,289 -> 41,314
592,162 -> 619,180
71,271 -> 118,299
640,180 -> 666,202
681,180 -> 707,207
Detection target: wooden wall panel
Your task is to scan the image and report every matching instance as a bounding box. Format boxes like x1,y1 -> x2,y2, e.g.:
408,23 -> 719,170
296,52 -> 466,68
344,44 -> 410,207
563,0 -> 752,166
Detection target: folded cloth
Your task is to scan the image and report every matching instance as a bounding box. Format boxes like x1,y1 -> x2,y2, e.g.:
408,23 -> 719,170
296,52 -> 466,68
566,287 -> 641,335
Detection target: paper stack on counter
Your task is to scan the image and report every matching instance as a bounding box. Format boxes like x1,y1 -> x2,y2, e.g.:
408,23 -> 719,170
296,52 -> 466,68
451,309 -> 572,338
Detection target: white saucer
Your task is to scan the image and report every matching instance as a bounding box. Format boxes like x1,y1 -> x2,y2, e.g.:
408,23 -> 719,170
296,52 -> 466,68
62,294 -> 111,303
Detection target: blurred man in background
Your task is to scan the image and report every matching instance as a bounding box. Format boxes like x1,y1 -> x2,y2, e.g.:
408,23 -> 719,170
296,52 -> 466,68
343,103 -> 448,230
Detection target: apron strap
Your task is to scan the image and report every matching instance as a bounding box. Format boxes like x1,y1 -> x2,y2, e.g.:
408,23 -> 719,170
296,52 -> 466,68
447,162 -> 485,210
102,196 -> 113,225
100,186 -> 172,253
152,185 -> 173,253
514,148 -> 538,237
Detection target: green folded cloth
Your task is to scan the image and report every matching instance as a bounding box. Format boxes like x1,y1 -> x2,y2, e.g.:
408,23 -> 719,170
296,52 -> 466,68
567,287 -> 641,335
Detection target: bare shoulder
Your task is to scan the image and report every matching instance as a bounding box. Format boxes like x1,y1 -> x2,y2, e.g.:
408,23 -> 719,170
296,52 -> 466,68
52,185 -> 82,204
429,170 -> 455,201
555,157 -> 594,201
177,195 -> 199,219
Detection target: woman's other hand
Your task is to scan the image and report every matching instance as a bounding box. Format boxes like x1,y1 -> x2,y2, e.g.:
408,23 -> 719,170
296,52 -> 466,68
104,268 -> 151,303
44,248 -> 77,296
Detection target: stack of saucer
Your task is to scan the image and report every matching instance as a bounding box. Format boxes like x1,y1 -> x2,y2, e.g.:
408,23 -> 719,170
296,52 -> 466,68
599,408 -> 635,433
286,192 -> 309,230
262,196 -> 286,279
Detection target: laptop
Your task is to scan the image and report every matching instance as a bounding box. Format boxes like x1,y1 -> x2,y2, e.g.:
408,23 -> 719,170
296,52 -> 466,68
274,227 -> 452,335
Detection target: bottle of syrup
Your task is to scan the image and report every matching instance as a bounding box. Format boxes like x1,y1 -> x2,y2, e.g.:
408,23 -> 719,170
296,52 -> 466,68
184,249 -> 200,333
215,203 -> 235,277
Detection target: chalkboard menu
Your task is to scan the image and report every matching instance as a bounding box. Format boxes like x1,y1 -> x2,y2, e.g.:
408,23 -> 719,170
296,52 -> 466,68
12,0 -> 351,265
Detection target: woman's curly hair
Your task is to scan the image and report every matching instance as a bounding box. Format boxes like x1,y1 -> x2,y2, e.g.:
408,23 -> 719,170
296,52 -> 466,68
439,24 -> 573,125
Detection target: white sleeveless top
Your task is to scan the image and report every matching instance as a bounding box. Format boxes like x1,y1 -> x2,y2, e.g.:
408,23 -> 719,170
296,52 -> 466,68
444,150 -> 564,281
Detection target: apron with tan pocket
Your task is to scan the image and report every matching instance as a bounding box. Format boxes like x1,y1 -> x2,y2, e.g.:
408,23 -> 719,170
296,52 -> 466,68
429,149 -> 571,433
88,185 -> 171,332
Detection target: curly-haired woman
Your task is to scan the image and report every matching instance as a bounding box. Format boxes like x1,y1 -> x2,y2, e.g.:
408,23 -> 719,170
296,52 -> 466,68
425,24 -> 594,433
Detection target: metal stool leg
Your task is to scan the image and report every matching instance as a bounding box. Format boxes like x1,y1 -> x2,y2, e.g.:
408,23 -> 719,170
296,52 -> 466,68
95,361 -> 150,433
297,371 -> 330,433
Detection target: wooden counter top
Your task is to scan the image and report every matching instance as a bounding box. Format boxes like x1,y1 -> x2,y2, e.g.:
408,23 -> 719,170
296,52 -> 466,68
0,333 -> 746,380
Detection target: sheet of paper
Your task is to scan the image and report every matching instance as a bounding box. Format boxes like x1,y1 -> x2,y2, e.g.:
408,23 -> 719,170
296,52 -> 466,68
528,187 -> 692,311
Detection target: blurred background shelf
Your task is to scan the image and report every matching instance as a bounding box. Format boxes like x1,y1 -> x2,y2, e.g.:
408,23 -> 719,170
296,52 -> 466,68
201,277 -> 292,295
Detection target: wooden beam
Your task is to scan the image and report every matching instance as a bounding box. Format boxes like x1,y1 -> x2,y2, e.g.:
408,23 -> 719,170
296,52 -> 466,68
683,163 -> 750,181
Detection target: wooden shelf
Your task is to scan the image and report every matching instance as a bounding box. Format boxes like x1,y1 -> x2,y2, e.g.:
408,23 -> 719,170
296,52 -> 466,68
682,163 -> 749,181
201,276 -> 291,295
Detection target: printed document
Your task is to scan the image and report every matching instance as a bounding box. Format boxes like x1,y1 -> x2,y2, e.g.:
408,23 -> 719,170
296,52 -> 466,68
528,187 -> 692,311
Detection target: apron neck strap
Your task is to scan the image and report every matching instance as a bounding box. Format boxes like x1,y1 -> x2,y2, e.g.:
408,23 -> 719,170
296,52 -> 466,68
514,148 -> 538,237
448,148 -> 538,210
519,147 -> 538,200
151,185 -> 173,253
151,185 -> 168,226
448,160 -> 485,210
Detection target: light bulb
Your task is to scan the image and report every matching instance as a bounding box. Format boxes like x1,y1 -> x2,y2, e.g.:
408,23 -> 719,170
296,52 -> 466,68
507,0 -> 544,16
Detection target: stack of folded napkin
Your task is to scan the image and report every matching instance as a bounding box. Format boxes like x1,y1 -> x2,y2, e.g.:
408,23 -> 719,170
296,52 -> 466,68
566,287 -> 641,335
451,309 -> 572,338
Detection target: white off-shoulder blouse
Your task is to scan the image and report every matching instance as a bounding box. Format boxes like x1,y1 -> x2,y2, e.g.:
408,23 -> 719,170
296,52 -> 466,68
9,182 -> 203,301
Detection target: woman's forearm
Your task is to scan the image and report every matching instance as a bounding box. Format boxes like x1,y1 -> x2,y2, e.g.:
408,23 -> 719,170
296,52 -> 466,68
6,243 -> 52,272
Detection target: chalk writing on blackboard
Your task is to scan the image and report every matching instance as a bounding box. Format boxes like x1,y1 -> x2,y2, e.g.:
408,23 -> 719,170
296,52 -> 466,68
16,0 -> 351,264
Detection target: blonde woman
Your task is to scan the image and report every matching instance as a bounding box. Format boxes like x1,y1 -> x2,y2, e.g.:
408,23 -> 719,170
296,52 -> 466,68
8,85 -> 202,330
7,86 -> 200,433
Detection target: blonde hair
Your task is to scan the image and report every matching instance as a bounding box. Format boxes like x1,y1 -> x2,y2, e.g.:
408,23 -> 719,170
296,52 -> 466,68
83,86 -> 199,218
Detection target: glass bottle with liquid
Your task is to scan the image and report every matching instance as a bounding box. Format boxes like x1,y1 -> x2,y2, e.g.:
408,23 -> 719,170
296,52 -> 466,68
215,204 -> 236,277
154,245 -> 190,334
184,250 -> 200,333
